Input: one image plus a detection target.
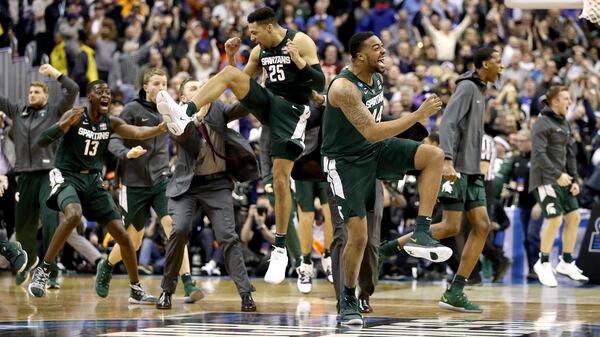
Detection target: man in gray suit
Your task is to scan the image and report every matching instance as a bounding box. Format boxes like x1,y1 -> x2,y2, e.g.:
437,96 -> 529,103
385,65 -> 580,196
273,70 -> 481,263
156,78 -> 258,311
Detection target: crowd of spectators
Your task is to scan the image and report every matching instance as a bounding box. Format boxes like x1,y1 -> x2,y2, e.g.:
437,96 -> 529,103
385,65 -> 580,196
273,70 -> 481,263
0,0 -> 598,281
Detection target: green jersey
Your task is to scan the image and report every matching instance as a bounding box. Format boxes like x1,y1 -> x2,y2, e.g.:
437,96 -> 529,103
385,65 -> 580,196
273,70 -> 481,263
321,68 -> 384,158
54,108 -> 112,172
260,29 -> 311,105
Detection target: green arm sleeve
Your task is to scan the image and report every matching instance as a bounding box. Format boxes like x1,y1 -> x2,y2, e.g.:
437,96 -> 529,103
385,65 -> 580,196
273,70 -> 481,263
37,123 -> 65,147
302,63 -> 325,92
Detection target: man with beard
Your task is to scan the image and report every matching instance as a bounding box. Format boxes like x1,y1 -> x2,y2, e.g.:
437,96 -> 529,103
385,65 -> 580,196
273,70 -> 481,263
321,31 -> 446,325
0,64 -> 78,287
155,77 -> 258,311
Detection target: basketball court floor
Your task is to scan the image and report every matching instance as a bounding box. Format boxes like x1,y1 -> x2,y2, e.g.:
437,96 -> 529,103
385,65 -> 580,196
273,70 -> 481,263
1,274 -> 598,336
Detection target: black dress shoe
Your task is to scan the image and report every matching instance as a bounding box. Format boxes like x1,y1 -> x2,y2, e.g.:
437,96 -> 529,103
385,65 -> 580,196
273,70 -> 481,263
492,256 -> 511,283
241,292 -> 256,312
156,291 -> 172,310
358,296 -> 373,313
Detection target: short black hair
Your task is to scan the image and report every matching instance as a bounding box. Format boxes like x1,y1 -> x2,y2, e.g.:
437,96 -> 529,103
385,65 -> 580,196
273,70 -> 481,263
87,80 -> 108,94
248,7 -> 276,24
474,47 -> 496,69
348,31 -> 375,59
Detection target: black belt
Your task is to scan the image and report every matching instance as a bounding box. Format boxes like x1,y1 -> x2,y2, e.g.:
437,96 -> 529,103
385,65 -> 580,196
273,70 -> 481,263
192,172 -> 228,183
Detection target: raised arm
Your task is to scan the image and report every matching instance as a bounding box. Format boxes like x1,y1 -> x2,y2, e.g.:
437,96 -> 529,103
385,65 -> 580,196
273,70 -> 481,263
39,64 -> 79,115
110,116 -> 167,140
329,78 -> 441,143
37,106 -> 84,147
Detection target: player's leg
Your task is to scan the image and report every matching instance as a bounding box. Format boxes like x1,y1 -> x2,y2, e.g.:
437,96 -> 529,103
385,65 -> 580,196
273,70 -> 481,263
402,143 -> 453,262
29,200 -> 82,297
104,219 -> 157,304
325,155 -> 375,326
98,186 -> 150,298
376,140 -> 451,262
39,179 -> 61,289
320,201 -> 334,283
316,181 -> 334,283
532,184 -> 566,287
556,190 -> 587,282
263,158 -> 295,285
296,181 -> 316,294
94,224 -> 143,298
189,66 -> 252,110
157,66 -> 260,135
326,184 -> 346,308
340,215 -> 368,326
438,174 -> 491,312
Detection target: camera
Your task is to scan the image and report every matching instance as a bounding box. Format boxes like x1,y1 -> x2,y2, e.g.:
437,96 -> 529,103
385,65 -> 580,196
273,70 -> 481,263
256,206 -> 268,216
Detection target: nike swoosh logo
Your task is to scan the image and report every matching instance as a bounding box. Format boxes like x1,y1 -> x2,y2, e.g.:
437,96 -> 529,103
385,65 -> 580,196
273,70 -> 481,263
141,118 -> 149,122
410,238 -> 417,243
442,295 -> 448,302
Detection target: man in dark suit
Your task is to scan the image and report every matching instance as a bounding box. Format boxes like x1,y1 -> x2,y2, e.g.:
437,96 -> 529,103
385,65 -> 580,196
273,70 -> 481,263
156,79 -> 258,311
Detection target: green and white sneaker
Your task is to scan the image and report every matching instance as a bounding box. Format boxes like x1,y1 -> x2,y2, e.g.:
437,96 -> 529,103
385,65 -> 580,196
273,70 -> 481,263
404,231 -> 452,263
16,256 -> 38,286
28,266 -> 49,297
129,283 -> 158,305
339,294 -> 363,326
47,264 -> 61,289
94,259 -> 113,298
183,277 -> 205,304
0,241 -> 28,273
438,290 -> 483,313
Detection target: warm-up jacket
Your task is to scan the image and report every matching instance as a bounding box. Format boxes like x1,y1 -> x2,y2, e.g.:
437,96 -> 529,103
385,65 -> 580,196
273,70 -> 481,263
439,69 -> 488,175
108,89 -> 170,187
529,107 -> 579,192
0,75 -> 79,173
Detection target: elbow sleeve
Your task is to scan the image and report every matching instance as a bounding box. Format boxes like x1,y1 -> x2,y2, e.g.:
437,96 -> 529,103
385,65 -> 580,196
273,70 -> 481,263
37,123 -> 65,147
302,64 -> 325,92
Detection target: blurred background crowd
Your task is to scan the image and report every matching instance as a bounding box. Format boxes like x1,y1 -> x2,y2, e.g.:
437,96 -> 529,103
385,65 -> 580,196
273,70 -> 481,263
0,0 -> 598,284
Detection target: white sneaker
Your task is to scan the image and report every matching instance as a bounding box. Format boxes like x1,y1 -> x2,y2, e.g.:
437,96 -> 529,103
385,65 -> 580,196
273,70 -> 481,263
200,260 -> 217,276
533,259 -> 557,287
296,262 -> 313,294
556,258 -> 589,282
156,90 -> 192,136
321,256 -> 334,283
264,247 -> 288,284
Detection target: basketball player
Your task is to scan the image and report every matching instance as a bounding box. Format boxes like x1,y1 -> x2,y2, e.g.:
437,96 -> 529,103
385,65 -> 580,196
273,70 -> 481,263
295,180 -> 334,294
379,47 -> 504,312
321,32 -> 446,325
28,80 -> 164,303
157,6 -> 325,285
